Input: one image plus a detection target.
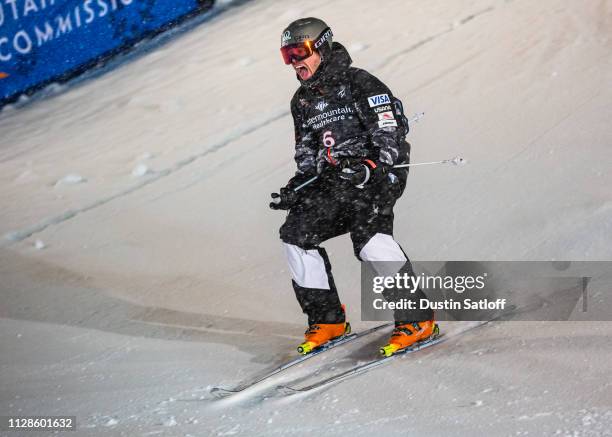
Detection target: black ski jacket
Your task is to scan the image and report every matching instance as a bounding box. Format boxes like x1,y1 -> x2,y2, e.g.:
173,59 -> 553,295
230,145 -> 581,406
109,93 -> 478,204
289,42 -> 410,184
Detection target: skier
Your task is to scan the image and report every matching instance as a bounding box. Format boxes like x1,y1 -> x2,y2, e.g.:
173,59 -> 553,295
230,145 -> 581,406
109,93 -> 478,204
271,18 -> 436,356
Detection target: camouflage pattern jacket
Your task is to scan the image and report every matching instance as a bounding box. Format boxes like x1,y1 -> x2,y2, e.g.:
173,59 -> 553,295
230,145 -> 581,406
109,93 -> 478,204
289,42 -> 410,187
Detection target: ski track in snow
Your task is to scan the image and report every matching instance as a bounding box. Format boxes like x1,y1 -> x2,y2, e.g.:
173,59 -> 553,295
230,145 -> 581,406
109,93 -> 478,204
368,5 -> 496,72
1,108 -> 287,245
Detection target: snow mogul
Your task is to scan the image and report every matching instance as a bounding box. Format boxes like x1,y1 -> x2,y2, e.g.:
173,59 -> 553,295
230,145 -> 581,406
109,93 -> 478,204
271,18 -> 437,357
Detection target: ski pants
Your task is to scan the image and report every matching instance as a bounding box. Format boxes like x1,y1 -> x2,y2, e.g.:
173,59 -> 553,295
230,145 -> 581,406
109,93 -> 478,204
279,176 -> 433,325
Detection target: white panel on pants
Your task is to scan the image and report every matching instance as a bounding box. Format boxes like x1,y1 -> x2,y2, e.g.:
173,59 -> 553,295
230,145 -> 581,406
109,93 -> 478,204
283,243 -> 330,290
359,233 -> 407,262
359,233 -> 408,277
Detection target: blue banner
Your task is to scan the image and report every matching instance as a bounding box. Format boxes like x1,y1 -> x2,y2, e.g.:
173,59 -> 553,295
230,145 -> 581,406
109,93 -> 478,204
0,0 -> 213,105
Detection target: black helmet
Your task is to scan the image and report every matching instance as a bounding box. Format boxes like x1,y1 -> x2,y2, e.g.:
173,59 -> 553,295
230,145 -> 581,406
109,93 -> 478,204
280,17 -> 333,64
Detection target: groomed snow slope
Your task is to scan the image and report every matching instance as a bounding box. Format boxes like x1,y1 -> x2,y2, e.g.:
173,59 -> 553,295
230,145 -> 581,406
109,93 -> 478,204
1,0 -> 611,435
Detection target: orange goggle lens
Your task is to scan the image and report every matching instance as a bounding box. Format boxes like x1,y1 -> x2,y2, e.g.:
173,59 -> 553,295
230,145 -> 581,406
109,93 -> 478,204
280,42 -> 314,64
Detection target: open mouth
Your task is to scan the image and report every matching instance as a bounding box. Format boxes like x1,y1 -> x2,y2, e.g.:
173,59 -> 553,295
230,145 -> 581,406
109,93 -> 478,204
294,65 -> 311,80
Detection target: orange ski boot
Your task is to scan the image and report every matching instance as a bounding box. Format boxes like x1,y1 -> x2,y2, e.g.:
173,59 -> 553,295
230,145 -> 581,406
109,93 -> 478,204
297,306 -> 351,355
380,320 -> 439,357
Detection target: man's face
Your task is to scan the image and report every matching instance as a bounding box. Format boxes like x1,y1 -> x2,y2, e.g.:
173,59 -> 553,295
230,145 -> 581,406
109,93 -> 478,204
292,50 -> 321,81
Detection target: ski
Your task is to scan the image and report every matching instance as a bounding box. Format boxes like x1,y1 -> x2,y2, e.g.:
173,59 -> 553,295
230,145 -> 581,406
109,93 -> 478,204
277,321 -> 489,395
276,333 -> 444,395
210,321 -> 393,399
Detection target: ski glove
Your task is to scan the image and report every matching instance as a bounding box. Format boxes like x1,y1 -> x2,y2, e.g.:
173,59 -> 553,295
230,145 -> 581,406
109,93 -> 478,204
269,186 -> 299,210
270,173 -> 319,210
339,159 -> 390,188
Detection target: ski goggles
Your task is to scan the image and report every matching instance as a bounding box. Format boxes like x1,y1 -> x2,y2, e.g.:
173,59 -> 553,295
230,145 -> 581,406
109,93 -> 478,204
280,40 -> 314,65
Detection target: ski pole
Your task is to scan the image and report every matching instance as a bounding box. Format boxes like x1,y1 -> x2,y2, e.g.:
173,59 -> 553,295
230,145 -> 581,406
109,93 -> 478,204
407,111 -> 425,124
392,156 -> 467,168
292,156 -> 466,192
293,175 -> 319,192
291,112 -> 427,193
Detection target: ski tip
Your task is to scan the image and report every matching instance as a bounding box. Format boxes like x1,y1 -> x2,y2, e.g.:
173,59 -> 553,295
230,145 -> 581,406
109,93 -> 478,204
380,343 -> 400,357
297,341 -> 316,355
209,387 -> 236,399
276,385 -> 301,396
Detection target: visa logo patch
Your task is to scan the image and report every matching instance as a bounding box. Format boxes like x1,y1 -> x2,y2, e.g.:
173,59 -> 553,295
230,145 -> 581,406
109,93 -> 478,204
368,94 -> 390,107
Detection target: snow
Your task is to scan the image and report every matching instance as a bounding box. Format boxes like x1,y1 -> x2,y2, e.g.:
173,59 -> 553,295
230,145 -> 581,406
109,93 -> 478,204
56,173 -> 87,186
1,0 -> 611,435
132,164 -> 152,178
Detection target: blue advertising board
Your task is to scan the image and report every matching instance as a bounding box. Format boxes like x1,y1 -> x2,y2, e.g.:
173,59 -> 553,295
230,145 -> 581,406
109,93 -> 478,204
0,0 -> 214,106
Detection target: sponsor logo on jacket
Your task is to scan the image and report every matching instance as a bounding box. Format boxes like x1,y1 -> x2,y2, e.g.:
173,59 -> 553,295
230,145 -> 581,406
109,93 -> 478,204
378,119 -> 398,128
306,105 -> 355,129
367,93 -> 390,107
374,105 -> 392,113
378,111 -> 395,121
315,101 -> 329,111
